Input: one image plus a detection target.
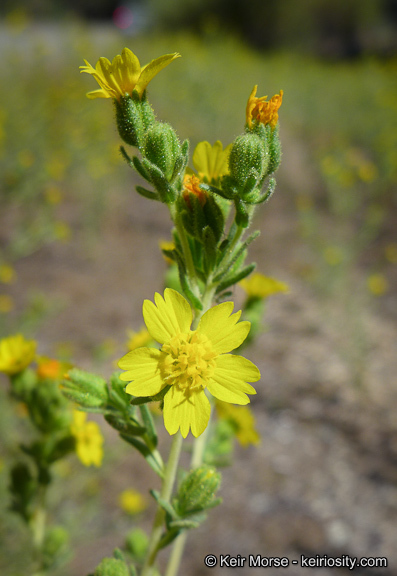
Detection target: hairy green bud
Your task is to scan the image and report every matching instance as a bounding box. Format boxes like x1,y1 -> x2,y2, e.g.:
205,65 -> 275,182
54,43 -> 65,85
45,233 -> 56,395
176,466 -> 221,517
62,368 -> 109,409
94,558 -> 130,576
144,122 -> 181,181
115,95 -> 144,148
229,133 -> 269,189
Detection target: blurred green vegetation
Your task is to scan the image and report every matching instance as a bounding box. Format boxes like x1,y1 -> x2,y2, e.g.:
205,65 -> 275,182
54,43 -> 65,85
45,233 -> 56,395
0,15 -> 397,575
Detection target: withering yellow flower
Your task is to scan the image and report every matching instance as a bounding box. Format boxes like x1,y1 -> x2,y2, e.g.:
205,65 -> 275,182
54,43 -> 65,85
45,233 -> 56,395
36,357 -> 71,380
192,141 -> 232,184
0,334 -> 36,375
246,86 -> 283,129
118,489 -> 147,515
126,327 -> 153,351
71,411 -> 104,467
216,401 -> 260,447
80,48 -> 181,101
118,289 -> 260,438
240,273 -> 288,299
182,174 -> 207,209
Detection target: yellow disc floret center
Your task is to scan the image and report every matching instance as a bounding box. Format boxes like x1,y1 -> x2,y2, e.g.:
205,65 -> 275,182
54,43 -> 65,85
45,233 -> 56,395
160,331 -> 217,393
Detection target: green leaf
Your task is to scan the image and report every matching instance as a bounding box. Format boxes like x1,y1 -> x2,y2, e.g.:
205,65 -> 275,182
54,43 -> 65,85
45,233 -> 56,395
132,155 -> 151,181
135,186 -> 159,201
139,404 -> 158,449
216,262 -> 256,294
120,435 -> 164,477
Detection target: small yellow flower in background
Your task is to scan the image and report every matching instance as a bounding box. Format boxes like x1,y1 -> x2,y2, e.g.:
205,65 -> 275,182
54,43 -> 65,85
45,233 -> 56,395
126,327 -> 153,351
118,488 -> 147,515
0,334 -> 36,375
191,140 -> 232,184
118,288 -> 260,438
240,273 -> 289,300
323,246 -> 344,266
367,273 -> 389,296
182,174 -> 207,209
80,48 -> 181,101
159,240 -> 175,265
0,264 -> 16,284
385,243 -> 397,264
71,410 -> 104,467
246,86 -> 283,129
216,401 -> 260,447
0,295 -> 14,313
54,221 -> 71,242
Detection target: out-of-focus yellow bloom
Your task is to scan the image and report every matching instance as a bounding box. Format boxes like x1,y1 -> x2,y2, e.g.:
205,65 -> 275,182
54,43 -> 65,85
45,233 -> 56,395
0,334 -> 37,375
0,264 -> 16,284
216,401 -> 260,447
246,86 -> 283,129
385,243 -> 397,264
80,48 -> 180,101
367,273 -> 389,296
126,327 -> 153,351
323,246 -> 343,266
240,273 -> 288,299
192,141 -> 232,184
45,185 -> 62,205
71,411 -> 104,467
0,295 -> 14,313
182,174 -> 207,209
118,488 -> 147,515
54,221 -> 71,242
159,240 -> 175,265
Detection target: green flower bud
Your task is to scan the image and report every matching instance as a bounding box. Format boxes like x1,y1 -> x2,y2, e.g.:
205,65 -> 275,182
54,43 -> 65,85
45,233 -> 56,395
176,466 -> 221,516
144,122 -> 181,181
94,558 -> 130,576
42,526 -> 69,568
29,381 -> 72,433
125,528 -> 149,562
62,368 -> 109,409
229,133 -> 269,189
115,95 -> 144,148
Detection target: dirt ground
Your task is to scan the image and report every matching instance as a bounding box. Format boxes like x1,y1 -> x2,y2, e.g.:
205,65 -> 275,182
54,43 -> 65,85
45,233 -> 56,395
5,129 -> 397,575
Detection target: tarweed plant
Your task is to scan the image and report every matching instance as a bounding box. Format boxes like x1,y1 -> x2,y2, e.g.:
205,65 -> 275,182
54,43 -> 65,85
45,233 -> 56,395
1,45 -> 286,576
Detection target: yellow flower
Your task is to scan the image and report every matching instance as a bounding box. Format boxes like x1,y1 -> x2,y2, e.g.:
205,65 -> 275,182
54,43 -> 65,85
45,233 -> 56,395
246,86 -> 283,129
80,48 -> 181,101
0,264 -> 16,284
118,488 -> 147,515
367,273 -> 389,296
118,289 -> 260,438
192,140 -> 232,184
216,401 -> 260,447
240,273 -> 289,299
71,411 -> 104,467
0,334 -> 36,375
126,327 -> 153,351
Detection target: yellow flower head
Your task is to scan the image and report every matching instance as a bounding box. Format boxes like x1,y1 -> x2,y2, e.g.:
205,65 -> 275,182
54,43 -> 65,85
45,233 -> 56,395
182,174 -> 207,209
118,289 -> 260,438
240,273 -> 289,299
71,410 -> 104,467
118,488 -> 147,515
80,48 -> 181,101
216,401 -> 260,447
126,327 -> 153,351
192,141 -> 232,184
246,86 -> 283,129
0,334 -> 36,375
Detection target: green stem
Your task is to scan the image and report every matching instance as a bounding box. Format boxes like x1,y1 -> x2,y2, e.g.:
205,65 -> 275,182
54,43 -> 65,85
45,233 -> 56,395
171,206 -> 201,299
141,433 -> 184,576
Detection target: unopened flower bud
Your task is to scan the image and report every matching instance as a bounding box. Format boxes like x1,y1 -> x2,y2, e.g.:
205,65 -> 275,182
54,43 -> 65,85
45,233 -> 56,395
229,133 -> 269,189
144,122 -> 181,181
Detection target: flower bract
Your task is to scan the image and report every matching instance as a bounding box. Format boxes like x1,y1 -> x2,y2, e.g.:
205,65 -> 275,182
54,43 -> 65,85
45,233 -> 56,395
118,289 -> 260,438
71,410 -> 104,467
80,47 -> 181,100
0,334 -> 36,375
246,86 -> 283,129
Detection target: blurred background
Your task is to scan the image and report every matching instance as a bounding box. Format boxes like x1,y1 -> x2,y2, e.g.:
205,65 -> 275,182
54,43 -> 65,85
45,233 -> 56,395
0,0 -> 397,574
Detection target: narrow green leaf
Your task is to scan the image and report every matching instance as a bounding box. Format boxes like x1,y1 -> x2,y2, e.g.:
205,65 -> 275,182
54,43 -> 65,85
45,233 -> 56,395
215,262 -> 256,294
139,404 -> 158,449
120,434 -> 164,477
135,185 -> 159,201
